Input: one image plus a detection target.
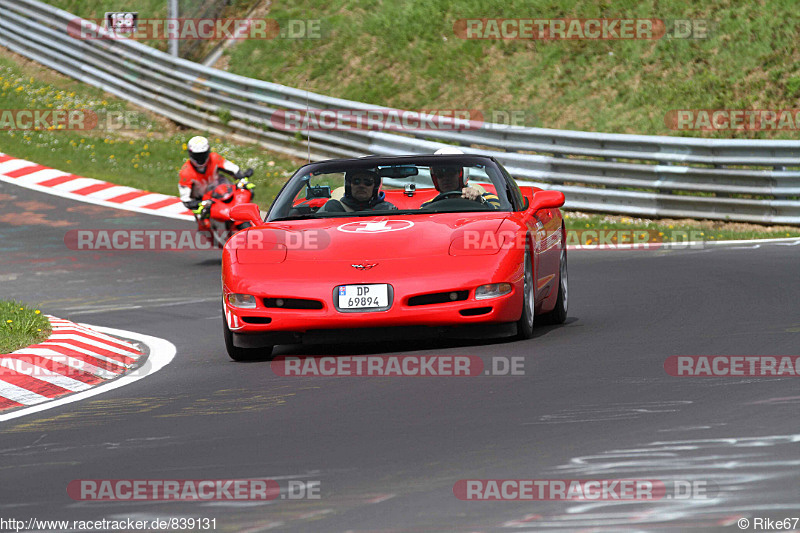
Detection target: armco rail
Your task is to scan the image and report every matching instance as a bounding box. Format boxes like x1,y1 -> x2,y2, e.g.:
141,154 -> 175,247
1,0 -> 799,223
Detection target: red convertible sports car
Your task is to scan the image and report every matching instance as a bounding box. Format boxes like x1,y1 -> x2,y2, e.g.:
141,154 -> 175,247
222,153 -> 567,360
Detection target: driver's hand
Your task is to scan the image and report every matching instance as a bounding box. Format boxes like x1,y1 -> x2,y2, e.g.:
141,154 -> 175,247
461,187 -> 481,201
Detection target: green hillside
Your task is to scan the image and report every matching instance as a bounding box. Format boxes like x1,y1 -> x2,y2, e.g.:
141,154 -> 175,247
41,0 -> 800,137
221,0 -> 800,138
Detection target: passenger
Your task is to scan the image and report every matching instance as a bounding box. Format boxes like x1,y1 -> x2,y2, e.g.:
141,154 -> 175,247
321,170 -> 397,212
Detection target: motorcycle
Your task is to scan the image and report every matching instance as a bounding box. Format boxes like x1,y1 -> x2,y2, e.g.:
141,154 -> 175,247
196,168 -> 256,248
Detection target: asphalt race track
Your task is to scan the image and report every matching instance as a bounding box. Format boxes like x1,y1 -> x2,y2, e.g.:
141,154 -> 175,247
1,180 -> 799,532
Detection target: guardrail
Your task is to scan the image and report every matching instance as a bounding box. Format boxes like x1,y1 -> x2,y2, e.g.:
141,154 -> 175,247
1,0 -> 799,223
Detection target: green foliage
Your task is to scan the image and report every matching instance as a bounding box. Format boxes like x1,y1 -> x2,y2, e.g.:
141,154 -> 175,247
0,301 -> 51,354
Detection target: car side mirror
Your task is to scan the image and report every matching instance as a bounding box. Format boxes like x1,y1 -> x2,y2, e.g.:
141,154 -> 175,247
529,190 -> 565,212
230,203 -> 263,225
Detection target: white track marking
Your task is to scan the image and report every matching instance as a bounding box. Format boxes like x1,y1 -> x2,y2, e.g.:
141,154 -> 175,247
51,177 -> 102,192
0,159 -> 35,173
0,381 -> 50,406
81,185 -> 138,201
0,326 -> 176,422
122,193 -> 174,207
46,334 -> 140,357
15,169 -> 70,185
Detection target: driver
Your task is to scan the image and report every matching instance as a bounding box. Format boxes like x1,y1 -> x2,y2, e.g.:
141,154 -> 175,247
320,170 -> 397,212
423,165 -> 500,208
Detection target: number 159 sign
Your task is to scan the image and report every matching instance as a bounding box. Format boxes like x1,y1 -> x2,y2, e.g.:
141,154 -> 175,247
104,12 -> 138,34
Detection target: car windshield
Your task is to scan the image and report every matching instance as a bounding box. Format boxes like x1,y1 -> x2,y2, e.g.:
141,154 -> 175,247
267,159 -> 514,221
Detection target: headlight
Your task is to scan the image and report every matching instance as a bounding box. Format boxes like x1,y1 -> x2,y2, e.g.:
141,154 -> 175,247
227,293 -> 257,308
475,283 -> 513,300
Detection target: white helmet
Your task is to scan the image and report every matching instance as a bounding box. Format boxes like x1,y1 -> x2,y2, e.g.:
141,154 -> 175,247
187,136 -> 211,172
434,146 -> 464,155
433,146 -> 469,183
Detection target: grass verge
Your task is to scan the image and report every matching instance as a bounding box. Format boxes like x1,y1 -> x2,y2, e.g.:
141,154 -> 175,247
0,301 -> 51,354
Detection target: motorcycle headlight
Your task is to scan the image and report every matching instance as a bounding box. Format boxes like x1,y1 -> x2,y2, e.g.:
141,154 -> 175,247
227,293 -> 257,308
475,283 -> 513,300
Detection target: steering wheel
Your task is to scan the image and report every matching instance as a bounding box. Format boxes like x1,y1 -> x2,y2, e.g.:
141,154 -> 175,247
429,190 -> 466,203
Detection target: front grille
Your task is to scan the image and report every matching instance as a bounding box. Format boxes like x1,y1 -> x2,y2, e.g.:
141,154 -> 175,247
407,290 -> 469,306
263,297 -> 324,310
460,307 -> 492,316
241,316 -> 272,324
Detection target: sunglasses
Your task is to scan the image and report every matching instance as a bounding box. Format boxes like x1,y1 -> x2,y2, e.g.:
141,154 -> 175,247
351,177 -> 375,186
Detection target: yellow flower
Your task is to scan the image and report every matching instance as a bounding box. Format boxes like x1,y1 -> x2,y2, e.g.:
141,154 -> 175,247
35,310 -> 40,314
109,155 -> 115,159
6,320 -> 11,323
129,140 -> 134,145
19,307 -> 23,311
37,328 -> 42,332
143,144 -> 148,150
181,143 -> 187,150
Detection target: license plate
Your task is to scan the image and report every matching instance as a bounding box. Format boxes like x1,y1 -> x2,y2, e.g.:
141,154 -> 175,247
338,284 -> 389,309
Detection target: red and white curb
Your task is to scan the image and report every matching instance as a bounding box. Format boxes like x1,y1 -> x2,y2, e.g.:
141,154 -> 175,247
0,316 -> 175,421
0,153 -> 193,221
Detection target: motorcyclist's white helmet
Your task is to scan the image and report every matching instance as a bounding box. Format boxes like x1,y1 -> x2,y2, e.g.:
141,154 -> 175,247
433,146 -> 469,183
187,136 -> 211,172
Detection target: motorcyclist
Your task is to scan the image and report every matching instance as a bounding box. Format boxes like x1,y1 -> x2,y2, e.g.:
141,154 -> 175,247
320,170 -> 397,212
178,136 -> 253,221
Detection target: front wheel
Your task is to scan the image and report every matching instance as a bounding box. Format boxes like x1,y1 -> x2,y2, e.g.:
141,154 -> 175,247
223,311 -> 273,361
541,247 -> 568,325
516,241 -> 535,339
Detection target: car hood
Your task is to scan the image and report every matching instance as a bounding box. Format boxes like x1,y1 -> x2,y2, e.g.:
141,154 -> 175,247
248,213 -> 509,260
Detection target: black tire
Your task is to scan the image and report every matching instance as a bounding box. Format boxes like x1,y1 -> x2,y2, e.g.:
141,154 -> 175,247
223,312 -> 274,361
541,247 -> 568,325
516,240 -> 535,339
